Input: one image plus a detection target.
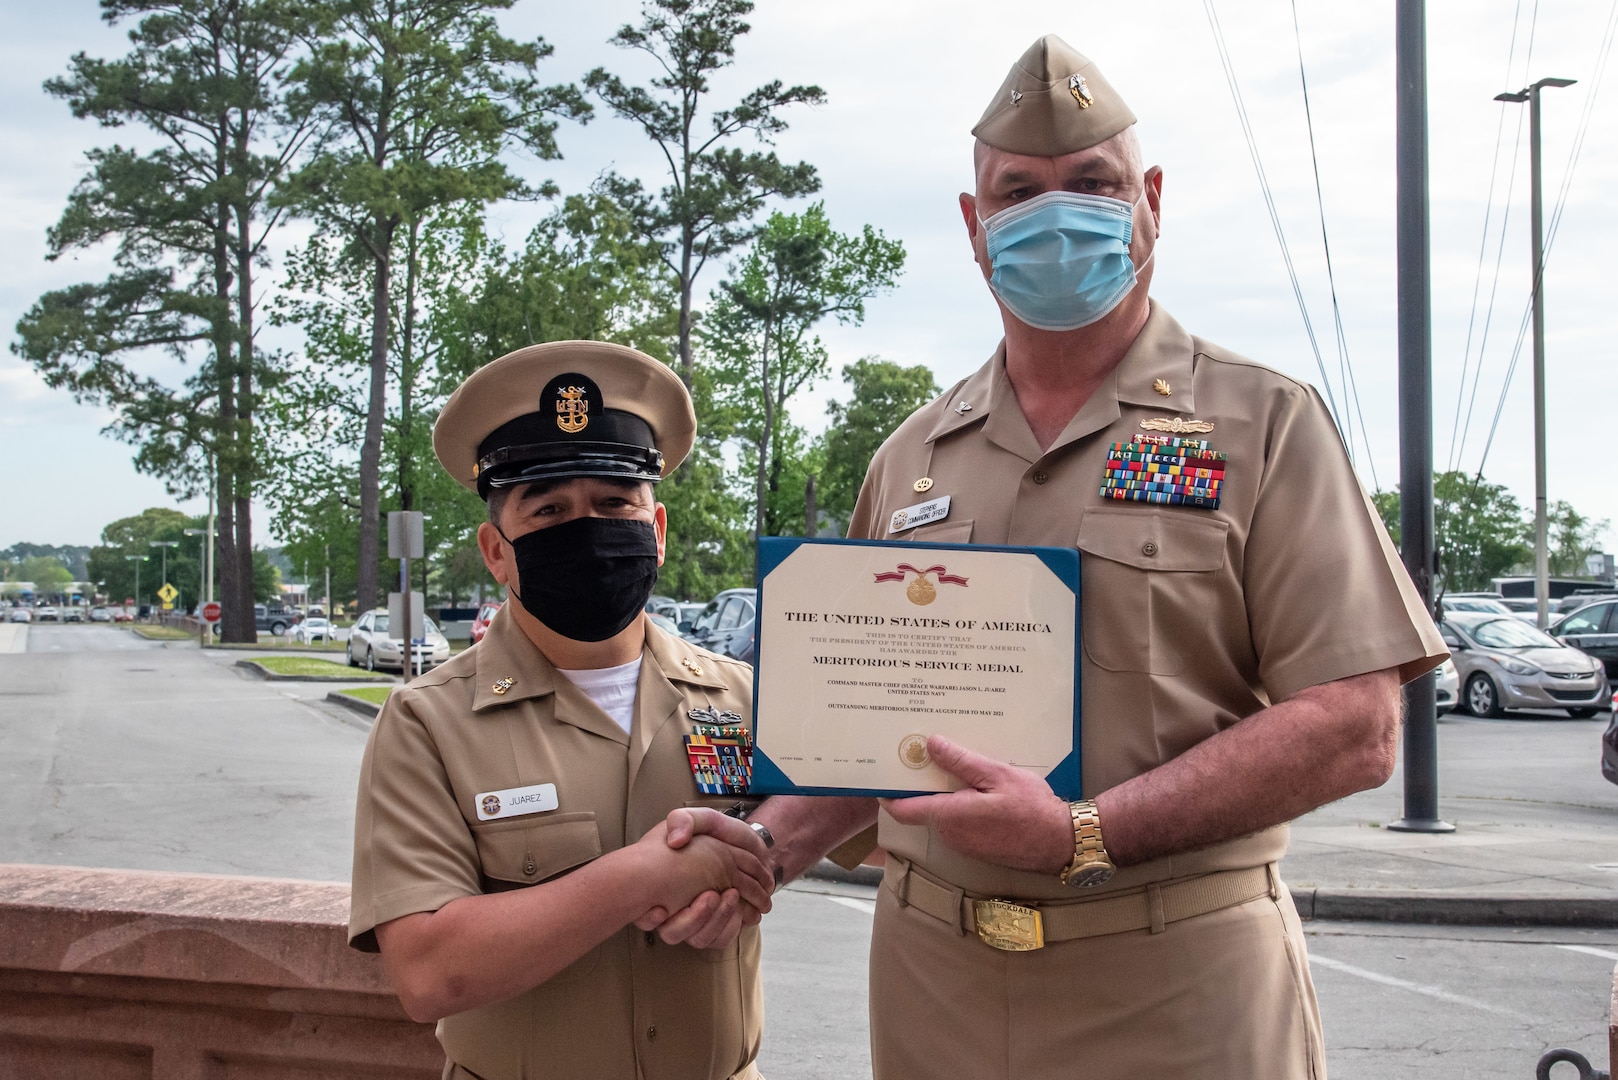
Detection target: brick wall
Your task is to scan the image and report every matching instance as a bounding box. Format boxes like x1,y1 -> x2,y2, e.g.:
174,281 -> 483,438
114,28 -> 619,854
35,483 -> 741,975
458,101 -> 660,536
0,864 -> 442,1079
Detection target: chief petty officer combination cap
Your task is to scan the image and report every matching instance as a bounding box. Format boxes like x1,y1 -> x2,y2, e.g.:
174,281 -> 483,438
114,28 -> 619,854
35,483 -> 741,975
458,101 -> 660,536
433,339 -> 696,499
971,33 -> 1136,156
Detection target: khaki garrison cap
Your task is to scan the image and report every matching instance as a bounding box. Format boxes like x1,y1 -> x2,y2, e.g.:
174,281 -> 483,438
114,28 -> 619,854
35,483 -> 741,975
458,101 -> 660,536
972,34 -> 1136,157
433,340 -> 696,497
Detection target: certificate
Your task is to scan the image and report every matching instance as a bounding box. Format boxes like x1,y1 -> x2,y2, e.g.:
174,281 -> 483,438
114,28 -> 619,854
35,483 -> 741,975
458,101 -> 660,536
748,537 -> 1082,799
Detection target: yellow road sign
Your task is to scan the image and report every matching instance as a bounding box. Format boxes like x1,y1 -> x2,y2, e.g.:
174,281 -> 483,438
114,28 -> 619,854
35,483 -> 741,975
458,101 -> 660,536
157,582 -> 178,603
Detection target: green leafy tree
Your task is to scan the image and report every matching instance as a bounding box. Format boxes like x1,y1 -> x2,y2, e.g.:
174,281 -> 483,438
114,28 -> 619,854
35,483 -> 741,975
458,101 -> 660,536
1547,500 -> 1611,578
1372,472 -> 1532,592
13,0 -> 312,643
703,204 -> 904,539
280,0 -> 588,615
584,0 -> 824,387
819,357 -> 939,534
86,508 -> 200,607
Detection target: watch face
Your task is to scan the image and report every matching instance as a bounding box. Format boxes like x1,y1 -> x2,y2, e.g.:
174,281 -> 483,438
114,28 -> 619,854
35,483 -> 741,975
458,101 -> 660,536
1071,862 -> 1114,888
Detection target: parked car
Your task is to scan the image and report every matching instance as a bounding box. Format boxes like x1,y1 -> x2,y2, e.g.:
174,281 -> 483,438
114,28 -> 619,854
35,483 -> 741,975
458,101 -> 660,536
36,606 -> 60,622
1548,599 -> 1618,679
671,601 -> 708,635
112,608 -> 134,623
644,595 -> 681,620
63,606 -> 85,623
648,612 -> 682,637
7,607 -> 31,623
1435,657 -> 1459,716
1603,711 -> 1618,786
1557,591 -> 1618,615
470,601 -> 502,645
1440,596 -> 1513,616
1495,597 -> 1542,622
685,588 -> 757,660
88,606 -> 112,623
347,609 -> 451,673
291,616 -> 336,644
1439,611 -> 1609,718
254,603 -> 293,636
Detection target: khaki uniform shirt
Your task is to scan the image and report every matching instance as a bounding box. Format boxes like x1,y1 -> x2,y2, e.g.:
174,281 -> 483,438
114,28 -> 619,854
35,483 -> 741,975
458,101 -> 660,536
848,303 -> 1447,900
350,608 -> 762,1080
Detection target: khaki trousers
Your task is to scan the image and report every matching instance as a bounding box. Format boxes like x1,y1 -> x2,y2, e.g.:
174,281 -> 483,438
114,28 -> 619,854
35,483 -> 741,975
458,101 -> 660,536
868,868 -> 1326,1080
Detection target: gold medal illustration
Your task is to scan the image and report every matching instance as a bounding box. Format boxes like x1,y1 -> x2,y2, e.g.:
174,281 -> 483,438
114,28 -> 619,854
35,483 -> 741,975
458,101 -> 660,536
899,734 -> 931,769
907,573 -> 937,605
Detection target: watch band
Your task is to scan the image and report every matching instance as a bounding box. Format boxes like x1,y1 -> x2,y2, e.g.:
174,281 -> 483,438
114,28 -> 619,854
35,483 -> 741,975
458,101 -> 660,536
748,821 -> 775,849
1060,799 -> 1113,887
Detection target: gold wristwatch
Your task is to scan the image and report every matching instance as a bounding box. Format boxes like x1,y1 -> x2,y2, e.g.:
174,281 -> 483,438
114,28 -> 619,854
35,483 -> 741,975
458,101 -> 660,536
1059,799 -> 1115,887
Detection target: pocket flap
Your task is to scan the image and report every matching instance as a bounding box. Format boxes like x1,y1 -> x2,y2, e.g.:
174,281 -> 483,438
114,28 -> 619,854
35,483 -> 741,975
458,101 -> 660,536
473,812 -> 601,885
1077,508 -> 1228,572
908,520 -> 974,544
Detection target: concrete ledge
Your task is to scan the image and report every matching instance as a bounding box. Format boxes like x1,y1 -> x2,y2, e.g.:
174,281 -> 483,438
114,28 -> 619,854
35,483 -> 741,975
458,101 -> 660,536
0,864 -> 442,1078
1292,887 -> 1618,928
326,690 -> 385,718
234,659 -> 392,684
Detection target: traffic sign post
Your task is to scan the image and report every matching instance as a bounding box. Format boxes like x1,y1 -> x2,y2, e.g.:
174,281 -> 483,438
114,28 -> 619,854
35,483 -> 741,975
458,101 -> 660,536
200,599 -> 221,648
157,582 -> 178,613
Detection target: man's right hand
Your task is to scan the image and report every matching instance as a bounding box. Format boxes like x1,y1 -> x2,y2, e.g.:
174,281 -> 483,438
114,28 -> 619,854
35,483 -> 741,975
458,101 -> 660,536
630,809 -> 775,934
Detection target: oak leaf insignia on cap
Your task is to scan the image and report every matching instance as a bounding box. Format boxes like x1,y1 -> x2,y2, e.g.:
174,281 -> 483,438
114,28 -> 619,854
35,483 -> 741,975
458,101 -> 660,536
972,34 -> 1136,157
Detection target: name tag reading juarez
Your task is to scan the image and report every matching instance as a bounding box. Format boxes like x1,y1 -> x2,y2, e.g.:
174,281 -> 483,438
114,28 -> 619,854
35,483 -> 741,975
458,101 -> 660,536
748,537 -> 1082,799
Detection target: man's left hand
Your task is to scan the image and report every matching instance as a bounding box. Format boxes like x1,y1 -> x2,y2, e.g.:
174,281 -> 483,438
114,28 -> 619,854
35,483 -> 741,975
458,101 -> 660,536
881,735 -> 1073,874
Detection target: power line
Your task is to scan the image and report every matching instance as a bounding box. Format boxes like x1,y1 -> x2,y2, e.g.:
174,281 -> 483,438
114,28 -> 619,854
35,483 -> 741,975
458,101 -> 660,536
1447,0 -> 1533,473
1289,0 -> 1376,491
1201,0 -> 1345,442
1470,0 -> 1618,487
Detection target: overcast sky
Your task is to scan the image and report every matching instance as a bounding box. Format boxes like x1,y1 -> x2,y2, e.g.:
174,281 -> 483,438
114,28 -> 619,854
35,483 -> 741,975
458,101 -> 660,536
1,0 -> 1614,550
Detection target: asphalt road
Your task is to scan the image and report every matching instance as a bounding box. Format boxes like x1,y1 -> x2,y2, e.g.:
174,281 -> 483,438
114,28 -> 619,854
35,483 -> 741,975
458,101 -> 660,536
3,625 -> 1614,1078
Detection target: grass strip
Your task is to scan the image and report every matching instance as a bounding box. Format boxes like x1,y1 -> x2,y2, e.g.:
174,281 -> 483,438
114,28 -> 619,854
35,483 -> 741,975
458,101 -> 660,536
254,656 -> 387,679
130,625 -> 195,641
340,685 -> 393,705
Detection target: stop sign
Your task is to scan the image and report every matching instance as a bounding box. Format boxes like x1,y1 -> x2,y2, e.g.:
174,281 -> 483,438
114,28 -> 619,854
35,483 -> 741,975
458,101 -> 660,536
201,601 -> 222,624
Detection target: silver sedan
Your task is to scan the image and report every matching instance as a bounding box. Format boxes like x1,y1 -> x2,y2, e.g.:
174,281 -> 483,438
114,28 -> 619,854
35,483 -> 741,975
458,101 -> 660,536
1438,612 -> 1609,719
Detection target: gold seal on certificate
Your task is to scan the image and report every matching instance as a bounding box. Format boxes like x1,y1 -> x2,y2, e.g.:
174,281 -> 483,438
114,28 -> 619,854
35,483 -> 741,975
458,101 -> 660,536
749,538 -> 1082,798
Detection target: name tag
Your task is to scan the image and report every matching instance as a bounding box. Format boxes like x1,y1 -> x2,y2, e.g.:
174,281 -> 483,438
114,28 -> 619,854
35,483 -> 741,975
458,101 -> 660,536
888,495 -> 951,534
475,782 -> 558,821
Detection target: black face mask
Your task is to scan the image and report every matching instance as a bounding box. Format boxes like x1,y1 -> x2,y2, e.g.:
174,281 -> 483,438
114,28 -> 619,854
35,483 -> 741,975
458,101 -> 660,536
498,516 -> 661,642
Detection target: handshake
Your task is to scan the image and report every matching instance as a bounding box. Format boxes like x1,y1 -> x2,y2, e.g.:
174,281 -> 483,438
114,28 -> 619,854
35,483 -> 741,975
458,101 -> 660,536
626,807 -> 781,950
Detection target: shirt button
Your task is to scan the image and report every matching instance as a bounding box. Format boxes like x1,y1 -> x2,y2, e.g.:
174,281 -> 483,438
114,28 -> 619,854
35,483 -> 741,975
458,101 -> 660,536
1032,471 -> 1049,485
644,931 -> 657,946
1141,541 -> 1159,557
647,1026 -> 658,1041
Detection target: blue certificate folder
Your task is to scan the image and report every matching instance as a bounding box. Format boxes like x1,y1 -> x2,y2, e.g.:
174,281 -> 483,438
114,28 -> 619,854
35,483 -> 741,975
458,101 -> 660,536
747,536 -> 1083,800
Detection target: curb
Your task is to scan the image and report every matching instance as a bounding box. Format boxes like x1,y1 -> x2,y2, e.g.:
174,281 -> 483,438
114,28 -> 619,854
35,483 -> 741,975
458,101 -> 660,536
1293,888 -> 1618,928
325,690 -> 386,718
799,864 -> 1618,927
236,659 -> 394,684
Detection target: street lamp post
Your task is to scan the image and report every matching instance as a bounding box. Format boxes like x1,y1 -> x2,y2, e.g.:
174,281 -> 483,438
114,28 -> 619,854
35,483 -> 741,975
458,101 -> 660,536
150,540 -> 179,615
1495,76 -> 1576,628
124,555 -> 148,618
184,528 -> 212,644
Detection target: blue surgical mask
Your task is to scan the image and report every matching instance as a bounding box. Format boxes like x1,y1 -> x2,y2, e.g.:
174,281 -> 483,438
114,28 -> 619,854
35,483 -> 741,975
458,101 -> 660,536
979,190 -> 1150,332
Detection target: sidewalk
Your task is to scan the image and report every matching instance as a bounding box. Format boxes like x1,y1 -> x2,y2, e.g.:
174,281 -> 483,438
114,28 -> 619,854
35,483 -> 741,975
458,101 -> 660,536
810,712 -> 1618,927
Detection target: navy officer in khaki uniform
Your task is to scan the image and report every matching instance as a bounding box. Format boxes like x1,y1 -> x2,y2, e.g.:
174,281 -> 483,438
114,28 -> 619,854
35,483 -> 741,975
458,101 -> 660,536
662,33 -> 1449,1079
349,340 -> 777,1080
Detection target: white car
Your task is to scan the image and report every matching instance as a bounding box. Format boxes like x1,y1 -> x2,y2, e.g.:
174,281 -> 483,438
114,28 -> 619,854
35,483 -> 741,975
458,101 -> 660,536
346,609 -> 451,673
1435,657 -> 1459,716
291,616 -> 336,643
7,608 -> 31,623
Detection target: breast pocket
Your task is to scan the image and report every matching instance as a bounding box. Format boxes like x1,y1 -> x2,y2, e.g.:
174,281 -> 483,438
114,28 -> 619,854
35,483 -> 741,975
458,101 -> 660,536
471,811 -> 602,889
1076,508 -> 1229,675
907,520 -> 974,544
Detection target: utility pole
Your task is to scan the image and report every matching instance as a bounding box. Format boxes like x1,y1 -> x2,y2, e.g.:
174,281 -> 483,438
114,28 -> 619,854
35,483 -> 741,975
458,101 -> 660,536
1495,77 -> 1576,629
124,555 -> 148,618
1389,0 -> 1453,833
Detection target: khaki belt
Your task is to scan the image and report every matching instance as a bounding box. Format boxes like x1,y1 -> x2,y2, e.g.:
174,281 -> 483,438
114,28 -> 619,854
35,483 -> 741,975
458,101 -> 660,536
885,857 -> 1279,950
